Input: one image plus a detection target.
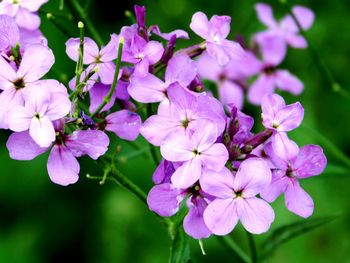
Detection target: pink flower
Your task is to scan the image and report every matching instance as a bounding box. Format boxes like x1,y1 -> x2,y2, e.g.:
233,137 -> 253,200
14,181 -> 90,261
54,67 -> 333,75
201,158 -> 274,235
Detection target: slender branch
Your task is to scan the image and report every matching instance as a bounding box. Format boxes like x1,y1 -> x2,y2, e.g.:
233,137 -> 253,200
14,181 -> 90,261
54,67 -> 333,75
280,0 -> 350,100
246,231 -> 258,263
91,37 -> 124,117
74,21 -> 85,90
65,0 -> 104,46
217,236 -> 251,263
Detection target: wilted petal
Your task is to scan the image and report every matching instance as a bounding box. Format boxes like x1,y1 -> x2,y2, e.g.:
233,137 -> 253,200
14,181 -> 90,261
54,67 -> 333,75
147,183 -> 185,217
203,198 -> 238,235
233,157 -> 272,198
236,197 -> 274,234
6,131 -> 48,160
47,145 -> 80,186
293,145 -> 327,178
285,180 -> 314,218
65,130 -> 109,159
105,110 -> 141,141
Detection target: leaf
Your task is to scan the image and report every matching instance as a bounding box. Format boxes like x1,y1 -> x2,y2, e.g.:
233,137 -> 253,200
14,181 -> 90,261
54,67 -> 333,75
169,227 -> 191,263
261,216 -> 339,260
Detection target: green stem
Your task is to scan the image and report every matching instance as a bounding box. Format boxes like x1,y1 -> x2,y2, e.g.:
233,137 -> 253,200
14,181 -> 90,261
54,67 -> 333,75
74,21 -> 85,90
279,0 -> 350,100
217,236 -> 251,263
246,231 -> 258,263
45,13 -> 71,38
91,37 -> 124,117
66,0 -> 104,46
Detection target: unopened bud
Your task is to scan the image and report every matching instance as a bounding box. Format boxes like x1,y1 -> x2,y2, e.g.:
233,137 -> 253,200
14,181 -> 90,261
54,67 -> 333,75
78,21 -> 84,29
119,36 -> 125,45
46,13 -> 53,19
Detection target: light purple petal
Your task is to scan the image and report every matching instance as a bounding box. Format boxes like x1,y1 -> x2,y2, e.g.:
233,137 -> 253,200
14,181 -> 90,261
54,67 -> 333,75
105,110 -> 141,141
255,3 -> 277,28
7,105 -> 32,131
160,131 -> 193,162
184,198 -> 211,239
275,70 -> 304,95
0,15 -> 19,50
203,198 -> 238,235
98,62 -> 116,84
285,180 -> 314,218
147,183 -> 185,217
65,37 -> 99,64
260,169 -> 289,202
89,82 -> 117,113
152,159 -> 175,184
100,34 -> 119,62
47,145 -> 80,186
293,145 -> 327,178
275,102 -> 304,132
6,131 -> 48,160
200,143 -> 228,171
128,74 -> 166,103
259,34 -> 286,66
65,130 -> 109,159
248,74 -> 275,105
20,0 -> 48,12
29,116 -> 55,147
15,8 -> 40,30
209,15 -> 231,39
236,197 -> 275,234
171,157 -> 201,189
285,34 -> 308,48
0,55 -> 17,85
143,40 -> 164,64
190,11 -> 209,39
196,52 -> 222,81
218,80 -> 244,109
264,141 -> 288,168
17,44 -> 54,82
149,25 -> 189,40
271,132 -> 299,161
165,55 -> 197,88
292,6 -> 314,30
200,167 -> 234,199
233,157 -> 272,198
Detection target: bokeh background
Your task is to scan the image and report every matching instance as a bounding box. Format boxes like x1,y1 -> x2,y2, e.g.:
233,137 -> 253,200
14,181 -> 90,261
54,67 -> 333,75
1,0 -> 350,262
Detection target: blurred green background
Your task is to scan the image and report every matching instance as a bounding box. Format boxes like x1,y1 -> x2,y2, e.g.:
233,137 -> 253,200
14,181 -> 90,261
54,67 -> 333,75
1,0 -> 350,262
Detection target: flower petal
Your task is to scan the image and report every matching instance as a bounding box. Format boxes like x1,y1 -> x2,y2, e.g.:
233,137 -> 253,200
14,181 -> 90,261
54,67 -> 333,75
165,55 -> 197,88
105,110 -> 141,141
190,12 -> 210,39
29,116 -> 55,147
128,74 -> 166,103
275,70 -> 304,95
171,157 -> 201,189
293,145 -> 327,178
255,3 -> 277,28
200,143 -> 228,171
200,167 -> 234,199
248,74 -> 275,105
285,180 -> 314,218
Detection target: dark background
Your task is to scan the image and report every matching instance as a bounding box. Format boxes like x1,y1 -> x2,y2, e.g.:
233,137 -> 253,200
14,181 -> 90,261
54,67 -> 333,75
0,0 -> 350,262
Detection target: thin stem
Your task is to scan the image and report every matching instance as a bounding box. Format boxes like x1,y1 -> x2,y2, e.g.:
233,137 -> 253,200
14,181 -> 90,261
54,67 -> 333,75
217,236 -> 251,263
280,0 -> 350,100
91,37 -> 124,117
246,231 -> 258,263
66,0 -> 104,46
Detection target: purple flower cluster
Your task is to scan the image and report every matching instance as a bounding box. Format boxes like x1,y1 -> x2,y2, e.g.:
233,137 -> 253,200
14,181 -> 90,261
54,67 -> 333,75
0,2 -> 326,240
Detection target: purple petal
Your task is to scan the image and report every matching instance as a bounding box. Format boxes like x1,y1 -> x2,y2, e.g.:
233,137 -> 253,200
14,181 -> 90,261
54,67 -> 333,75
292,6 -> 314,30
203,198 -> 238,235
260,169 -> 288,202
261,93 -> 286,124
98,62 -> 116,84
15,8 -> 40,30
6,131 -> 48,160
29,116 -> 56,147
165,55 -> 197,88
248,74 -> 275,105
128,74 -> 167,103
20,0 -> 48,12
275,70 -> 304,95
100,34 -> 119,62
89,83 -> 115,113
285,34 -> 308,48
184,197 -> 211,239
152,159 -> 175,184
200,167 -> 234,199
65,130 -> 109,159
259,35 -> 286,66
236,197 -> 275,234
105,110 -> 141,141
218,80 -> 244,109
7,105 -> 32,132
147,183 -> 185,217
143,40 -> 164,64
196,51 -> 222,81
264,141 -> 288,169
255,3 -> 277,28
293,145 -> 327,178
271,132 -> 299,161
209,15 -> 231,39
17,44 -> 54,82
233,157 -> 272,198
149,25 -> 189,40
190,12 -> 210,39
275,102 -> 304,132
171,157 -> 202,189
0,15 -> 19,50
160,131 -> 193,162
47,145 -> 80,186
65,37 -> 99,64
285,180 -> 314,218
200,143 -> 228,171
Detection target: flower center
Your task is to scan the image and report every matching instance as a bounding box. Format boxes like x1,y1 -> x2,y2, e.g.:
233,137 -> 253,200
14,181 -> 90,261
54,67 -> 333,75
235,190 -> 243,198
13,78 -> 25,89
181,118 -> 190,128
34,113 -> 40,119
193,149 -> 200,155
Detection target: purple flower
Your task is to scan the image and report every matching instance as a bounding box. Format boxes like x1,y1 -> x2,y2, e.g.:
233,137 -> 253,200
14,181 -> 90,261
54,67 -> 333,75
140,82 -> 226,146
190,12 -> 244,65
247,35 -> 303,104
160,120 -> 228,188
128,54 -> 197,107
66,35 -> 119,85
201,158 -> 274,235
7,82 -> 71,147
254,3 -> 314,49
6,124 -> 109,186
261,93 -> 304,160
260,142 -> 327,218
147,181 -> 212,239
0,0 -> 47,30
123,34 -> 164,77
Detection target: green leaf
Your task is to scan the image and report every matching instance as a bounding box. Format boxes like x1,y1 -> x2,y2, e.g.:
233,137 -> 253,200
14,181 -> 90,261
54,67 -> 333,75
261,216 -> 339,260
169,227 -> 191,263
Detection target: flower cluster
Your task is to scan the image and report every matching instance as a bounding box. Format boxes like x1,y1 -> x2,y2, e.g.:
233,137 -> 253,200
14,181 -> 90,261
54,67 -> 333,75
0,2 -> 326,240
